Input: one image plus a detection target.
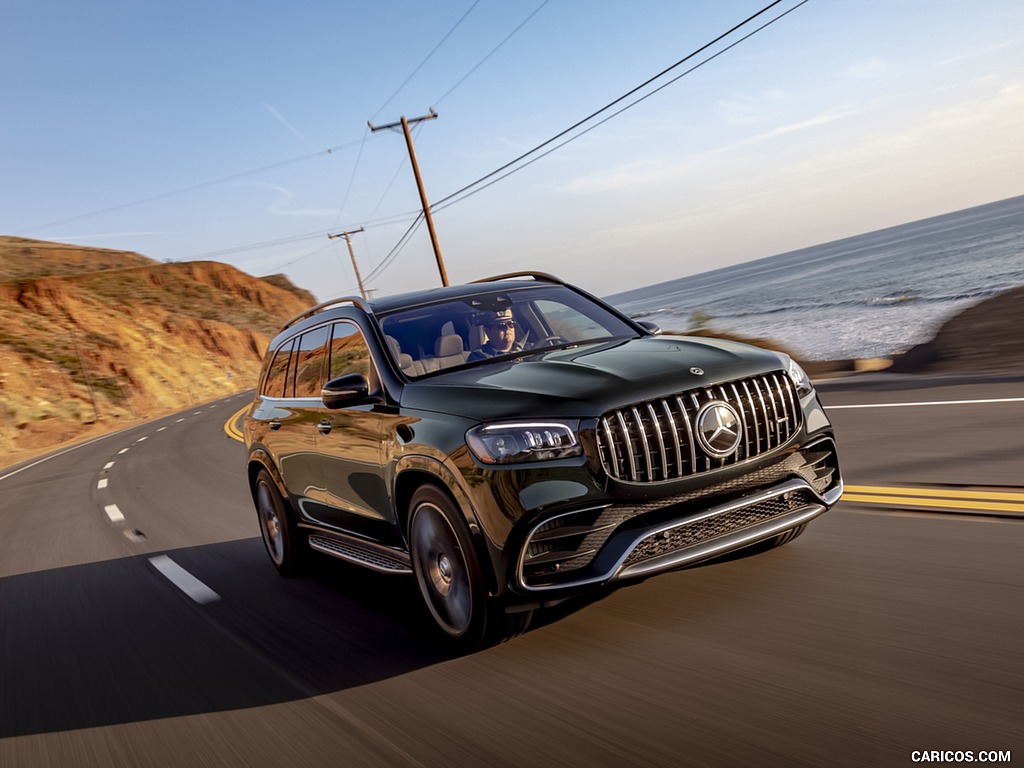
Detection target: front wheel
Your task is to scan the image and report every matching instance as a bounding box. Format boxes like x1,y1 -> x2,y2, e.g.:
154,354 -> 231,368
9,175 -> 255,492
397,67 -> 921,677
408,485 -> 530,648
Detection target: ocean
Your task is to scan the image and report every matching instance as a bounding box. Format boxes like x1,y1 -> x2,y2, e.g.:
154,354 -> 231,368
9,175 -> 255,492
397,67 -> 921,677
606,195 -> 1024,361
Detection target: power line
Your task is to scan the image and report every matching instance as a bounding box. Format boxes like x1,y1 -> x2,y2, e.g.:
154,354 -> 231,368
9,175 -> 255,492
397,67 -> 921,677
434,0 -> 812,214
17,138 -> 365,236
332,1 -> 483,242
432,0 -> 795,210
186,208 -> 422,261
371,0 -> 482,121
362,214 -> 425,284
432,0 -> 552,107
365,0 -> 811,284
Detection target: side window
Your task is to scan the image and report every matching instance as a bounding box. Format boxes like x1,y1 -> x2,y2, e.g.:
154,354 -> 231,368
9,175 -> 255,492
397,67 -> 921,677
262,339 -> 294,397
292,326 -> 331,398
327,322 -> 374,383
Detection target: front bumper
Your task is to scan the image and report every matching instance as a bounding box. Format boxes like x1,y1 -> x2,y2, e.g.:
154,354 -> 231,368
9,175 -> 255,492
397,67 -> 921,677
512,436 -> 842,594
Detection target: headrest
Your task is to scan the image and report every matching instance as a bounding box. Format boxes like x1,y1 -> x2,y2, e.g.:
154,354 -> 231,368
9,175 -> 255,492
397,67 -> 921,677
435,334 -> 464,357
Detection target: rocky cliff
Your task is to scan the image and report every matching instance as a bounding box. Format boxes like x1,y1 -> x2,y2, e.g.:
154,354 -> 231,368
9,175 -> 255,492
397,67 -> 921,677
891,285 -> 1024,373
0,237 -> 315,461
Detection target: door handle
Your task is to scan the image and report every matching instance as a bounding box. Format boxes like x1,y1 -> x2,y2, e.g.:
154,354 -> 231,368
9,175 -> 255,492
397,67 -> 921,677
318,420 -> 332,435
268,421 -> 282,431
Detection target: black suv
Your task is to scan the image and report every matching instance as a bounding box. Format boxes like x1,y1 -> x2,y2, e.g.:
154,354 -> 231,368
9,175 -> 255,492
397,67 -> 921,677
244,272 -> 842,646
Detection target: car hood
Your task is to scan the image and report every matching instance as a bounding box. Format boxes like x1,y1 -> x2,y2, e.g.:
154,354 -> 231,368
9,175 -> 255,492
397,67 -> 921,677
399,335 -> 786,421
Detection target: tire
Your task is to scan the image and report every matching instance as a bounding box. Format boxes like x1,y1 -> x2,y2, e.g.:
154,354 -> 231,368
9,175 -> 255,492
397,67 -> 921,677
254,468 -> 307,576
408,485 -> 530,648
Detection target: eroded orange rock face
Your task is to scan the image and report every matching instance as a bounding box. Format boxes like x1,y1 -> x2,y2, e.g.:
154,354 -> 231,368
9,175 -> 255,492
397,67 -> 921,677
0,237 -> 315,464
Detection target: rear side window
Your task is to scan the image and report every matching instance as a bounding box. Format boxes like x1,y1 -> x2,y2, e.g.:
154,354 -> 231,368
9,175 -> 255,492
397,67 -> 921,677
292,325 -> 331,397
262,339 -> 294,397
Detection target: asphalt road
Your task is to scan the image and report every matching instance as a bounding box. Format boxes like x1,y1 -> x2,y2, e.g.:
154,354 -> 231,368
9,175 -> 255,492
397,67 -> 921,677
1,375 -> 1021,767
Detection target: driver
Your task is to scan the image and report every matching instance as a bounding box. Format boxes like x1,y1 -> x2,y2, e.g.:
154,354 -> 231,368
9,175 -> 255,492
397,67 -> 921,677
468,308 -> 523,361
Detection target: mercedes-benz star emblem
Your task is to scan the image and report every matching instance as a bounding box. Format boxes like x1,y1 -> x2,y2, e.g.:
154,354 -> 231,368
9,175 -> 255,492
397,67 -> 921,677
695,401 -> 742,458
689,367 -> 704,376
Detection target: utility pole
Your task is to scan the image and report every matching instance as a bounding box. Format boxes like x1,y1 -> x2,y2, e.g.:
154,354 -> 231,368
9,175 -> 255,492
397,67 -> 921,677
369,109 -> 449,287
327,226 -> 368,299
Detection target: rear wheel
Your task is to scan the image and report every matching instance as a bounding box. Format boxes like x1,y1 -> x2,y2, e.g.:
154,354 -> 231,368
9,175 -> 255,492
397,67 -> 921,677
254,468 -> 307,576
409,485 -> 530,647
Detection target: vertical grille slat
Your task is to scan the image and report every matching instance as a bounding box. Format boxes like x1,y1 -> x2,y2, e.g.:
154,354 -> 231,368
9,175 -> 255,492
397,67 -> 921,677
632,406 -> 654,482
615,411 -> 638,481
660,399 -> 684,478
646,403 -> 670,482
729,382 -> 751,461
675,395 -> 698,473
597,371 -> 804,484
762,376 -> 780,449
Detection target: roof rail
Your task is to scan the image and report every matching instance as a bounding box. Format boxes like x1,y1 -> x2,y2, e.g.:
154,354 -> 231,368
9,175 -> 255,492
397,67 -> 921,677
469,271 -> 564,286
277,296 -> 371,334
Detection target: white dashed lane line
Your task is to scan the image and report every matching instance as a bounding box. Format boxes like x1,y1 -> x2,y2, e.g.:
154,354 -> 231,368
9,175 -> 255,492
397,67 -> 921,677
118,448 -> 129,455
104,504 -> 125,522
103,461 -> 114,470
149,555 -> 220,604
97,478 -> 108,489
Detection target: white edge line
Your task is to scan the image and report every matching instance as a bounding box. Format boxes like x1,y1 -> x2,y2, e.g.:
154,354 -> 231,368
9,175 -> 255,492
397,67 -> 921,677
0,430 -> 133,483
149,555 -> 220,604
828,397 -> 1024,410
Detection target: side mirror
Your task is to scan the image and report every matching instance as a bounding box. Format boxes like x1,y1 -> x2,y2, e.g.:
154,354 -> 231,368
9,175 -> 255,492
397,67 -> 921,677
322,374 -> 370,409
637,320 -> 662,335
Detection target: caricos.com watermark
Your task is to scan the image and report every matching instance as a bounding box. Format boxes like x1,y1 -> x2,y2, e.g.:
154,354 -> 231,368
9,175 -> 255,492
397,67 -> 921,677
911,751 -> 1012,764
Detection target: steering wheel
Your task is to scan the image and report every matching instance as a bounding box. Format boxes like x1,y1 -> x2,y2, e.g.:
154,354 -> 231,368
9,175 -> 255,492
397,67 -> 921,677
531,335 -> 568,348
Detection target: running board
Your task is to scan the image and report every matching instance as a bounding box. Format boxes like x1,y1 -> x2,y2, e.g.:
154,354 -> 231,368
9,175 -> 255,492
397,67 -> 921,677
308,534 -> 412,574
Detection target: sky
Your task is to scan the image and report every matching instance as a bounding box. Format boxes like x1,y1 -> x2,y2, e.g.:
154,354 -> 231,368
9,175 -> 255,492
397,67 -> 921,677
3,0 -> 1023,301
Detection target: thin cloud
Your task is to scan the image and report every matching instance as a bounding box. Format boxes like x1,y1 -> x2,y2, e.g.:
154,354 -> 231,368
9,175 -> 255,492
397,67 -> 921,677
248,182 -> 336,217
843,56 -> 890,78
264,103 -> 307,142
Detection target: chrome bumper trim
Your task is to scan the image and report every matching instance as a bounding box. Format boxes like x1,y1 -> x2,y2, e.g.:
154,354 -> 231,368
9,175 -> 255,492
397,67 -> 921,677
518,477 -> 831,592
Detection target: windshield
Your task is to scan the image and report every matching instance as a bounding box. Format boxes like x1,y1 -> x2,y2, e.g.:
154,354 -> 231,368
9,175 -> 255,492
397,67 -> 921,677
378,284 -> 639,378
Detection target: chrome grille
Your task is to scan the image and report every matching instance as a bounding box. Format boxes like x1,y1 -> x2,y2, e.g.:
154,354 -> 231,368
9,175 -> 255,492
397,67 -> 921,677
596,371 -> 802,483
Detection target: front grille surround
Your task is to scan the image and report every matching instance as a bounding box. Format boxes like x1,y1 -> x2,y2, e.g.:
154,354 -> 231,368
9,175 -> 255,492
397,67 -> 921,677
596,371 -> 802,483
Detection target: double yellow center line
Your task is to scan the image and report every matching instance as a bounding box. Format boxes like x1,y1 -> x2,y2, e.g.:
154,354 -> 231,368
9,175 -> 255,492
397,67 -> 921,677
844,484 -> 1024,515
222,404 -> 1021,517
223,405 -> 248,442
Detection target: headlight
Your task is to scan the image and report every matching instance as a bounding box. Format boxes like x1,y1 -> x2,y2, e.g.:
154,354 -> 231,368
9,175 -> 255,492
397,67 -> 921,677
775,352 -> 813,397
466,421 -> 582,465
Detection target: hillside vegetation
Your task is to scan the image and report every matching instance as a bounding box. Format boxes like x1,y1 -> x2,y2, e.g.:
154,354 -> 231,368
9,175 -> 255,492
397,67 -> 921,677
0,237 -> 315,462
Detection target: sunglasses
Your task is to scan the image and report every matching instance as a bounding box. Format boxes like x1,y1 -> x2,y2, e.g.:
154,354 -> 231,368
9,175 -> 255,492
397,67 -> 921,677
490,321 -> 515,330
